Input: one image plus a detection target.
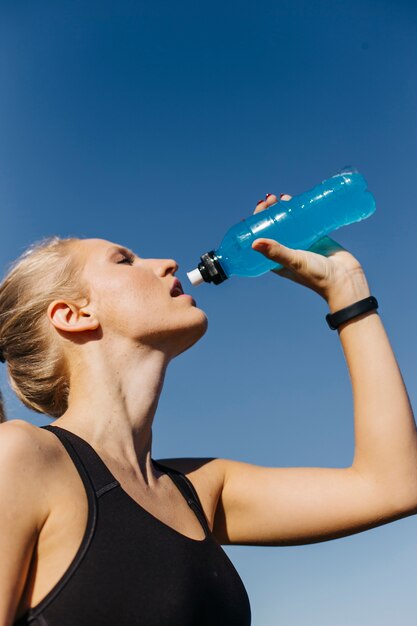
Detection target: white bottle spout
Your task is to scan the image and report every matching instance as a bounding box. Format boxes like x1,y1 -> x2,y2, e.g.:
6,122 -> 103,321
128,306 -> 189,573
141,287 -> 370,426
187,267 -> 204,286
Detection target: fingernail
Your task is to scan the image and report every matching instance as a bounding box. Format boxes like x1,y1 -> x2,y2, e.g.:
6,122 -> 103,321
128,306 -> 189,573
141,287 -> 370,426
280,193 -> 285,198
265,193 -> 272,199
256,199 -> 263,206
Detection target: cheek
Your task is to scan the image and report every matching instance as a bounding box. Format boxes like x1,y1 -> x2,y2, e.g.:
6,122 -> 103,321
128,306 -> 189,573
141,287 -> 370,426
97,276 -> 167,330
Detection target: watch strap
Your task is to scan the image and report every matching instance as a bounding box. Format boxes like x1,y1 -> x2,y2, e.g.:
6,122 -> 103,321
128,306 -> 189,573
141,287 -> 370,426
326,296 -> 379,330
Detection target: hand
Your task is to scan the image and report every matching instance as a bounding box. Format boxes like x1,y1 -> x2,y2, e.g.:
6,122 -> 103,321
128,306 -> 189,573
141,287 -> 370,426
251,194 -> 370,308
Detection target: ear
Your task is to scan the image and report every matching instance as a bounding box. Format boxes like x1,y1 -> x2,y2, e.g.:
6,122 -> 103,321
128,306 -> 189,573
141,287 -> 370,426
47,300 -> 100,333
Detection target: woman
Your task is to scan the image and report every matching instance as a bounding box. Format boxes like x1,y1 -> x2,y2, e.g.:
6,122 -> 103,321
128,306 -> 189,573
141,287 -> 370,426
0,193 -> 416,626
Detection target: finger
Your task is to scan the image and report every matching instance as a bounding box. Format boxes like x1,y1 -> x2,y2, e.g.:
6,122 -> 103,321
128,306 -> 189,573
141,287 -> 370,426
265,193 -> 278,206
252,238 -> 308,274
253,194 -> 275,214
253,193 -> 291,214
253,199 -> 267,214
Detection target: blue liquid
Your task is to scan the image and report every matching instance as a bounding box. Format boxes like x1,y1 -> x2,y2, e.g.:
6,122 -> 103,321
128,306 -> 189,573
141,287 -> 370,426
216,170 -> 376,278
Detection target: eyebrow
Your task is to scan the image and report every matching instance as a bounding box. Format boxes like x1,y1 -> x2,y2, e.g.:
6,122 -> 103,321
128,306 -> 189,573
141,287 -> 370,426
107,245 -> 136,259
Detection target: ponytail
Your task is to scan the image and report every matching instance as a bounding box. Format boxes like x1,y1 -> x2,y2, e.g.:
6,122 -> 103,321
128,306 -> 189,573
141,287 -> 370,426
0,236 -> 83,417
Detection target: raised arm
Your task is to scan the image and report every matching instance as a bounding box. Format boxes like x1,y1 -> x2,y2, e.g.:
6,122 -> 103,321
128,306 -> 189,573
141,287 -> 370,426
208,195 -> 417,546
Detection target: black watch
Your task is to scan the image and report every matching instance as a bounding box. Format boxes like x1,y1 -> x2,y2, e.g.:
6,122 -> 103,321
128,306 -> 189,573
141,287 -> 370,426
326,296 -> 379,330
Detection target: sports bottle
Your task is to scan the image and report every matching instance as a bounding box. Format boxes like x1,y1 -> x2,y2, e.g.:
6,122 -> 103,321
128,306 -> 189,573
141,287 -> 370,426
187,168 -> 375,286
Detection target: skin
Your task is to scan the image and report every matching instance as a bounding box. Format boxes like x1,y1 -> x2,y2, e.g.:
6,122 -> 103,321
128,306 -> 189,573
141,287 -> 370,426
0,194 -> 416,625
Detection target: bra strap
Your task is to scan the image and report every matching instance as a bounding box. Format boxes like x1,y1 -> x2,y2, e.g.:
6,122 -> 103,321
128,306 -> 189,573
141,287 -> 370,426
153,460 -> 211,537
42,425 -> 120,497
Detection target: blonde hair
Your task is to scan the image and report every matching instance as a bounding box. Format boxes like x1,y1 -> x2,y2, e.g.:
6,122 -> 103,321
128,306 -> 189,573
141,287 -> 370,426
0,237 -> 85,422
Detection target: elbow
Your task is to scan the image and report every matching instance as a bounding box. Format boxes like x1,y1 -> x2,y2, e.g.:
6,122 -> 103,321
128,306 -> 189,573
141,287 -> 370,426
353,464 -> 417,519
391,483 -> 417,516
379,478 -> 417,518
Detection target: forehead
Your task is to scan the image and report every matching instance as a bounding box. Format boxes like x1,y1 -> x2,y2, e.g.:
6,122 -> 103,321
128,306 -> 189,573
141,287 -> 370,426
72,239 -> 133,277
75,238 -> 128,260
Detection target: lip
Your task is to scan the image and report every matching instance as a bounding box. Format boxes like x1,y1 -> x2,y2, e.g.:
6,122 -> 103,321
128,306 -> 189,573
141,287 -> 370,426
180,293 -> 197,305
170,278 -> 185,297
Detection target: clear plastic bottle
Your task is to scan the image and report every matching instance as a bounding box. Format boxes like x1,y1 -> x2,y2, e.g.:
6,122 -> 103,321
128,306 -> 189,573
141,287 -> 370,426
187,168 -> 376,286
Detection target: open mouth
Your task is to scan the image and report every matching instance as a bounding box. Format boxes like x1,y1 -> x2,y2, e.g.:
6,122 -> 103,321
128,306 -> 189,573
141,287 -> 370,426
170,279 -> 184,297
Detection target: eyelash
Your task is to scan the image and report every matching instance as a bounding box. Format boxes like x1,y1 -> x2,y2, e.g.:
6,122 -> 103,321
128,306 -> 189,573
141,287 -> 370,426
117,254 -> 135,265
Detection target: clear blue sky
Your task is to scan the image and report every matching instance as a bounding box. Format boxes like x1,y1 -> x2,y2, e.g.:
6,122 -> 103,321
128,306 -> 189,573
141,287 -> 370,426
1,1 -> 416,624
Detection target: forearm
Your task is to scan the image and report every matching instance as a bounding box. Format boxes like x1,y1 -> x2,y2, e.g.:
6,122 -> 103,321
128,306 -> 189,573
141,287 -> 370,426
327,276 -> 417,504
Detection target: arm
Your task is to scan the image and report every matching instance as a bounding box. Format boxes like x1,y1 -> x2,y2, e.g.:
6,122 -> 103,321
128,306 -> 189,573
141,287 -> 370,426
211,196 -> 417,545
213,289 -> 417,545
0,421 -> 50,626
165,298 -> 417,545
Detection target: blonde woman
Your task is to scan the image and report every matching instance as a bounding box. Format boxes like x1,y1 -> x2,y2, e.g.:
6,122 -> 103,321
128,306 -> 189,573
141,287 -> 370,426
0,193 -> 416,626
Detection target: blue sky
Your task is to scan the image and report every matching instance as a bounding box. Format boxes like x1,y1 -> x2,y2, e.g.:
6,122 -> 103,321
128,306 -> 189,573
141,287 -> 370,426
1,1 -> 416,623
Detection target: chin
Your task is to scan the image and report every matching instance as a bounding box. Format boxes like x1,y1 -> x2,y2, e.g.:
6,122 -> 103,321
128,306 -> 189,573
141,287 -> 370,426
173,313 -> 208,358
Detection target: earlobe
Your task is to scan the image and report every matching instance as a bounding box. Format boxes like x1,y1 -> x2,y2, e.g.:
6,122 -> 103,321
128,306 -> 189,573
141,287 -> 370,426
47,301 -> 100,333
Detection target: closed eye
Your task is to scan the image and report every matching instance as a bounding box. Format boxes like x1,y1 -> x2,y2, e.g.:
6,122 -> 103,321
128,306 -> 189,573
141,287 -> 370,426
117,254 -> 135,265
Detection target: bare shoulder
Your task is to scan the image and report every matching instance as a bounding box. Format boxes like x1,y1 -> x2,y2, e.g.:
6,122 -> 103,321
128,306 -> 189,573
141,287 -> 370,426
0,418 -> 43,458
0,420 -> 59,518
156,457 -> 231,525
156,456 -> 227,487
0,419 -> 58,465
156,457 -> 244,484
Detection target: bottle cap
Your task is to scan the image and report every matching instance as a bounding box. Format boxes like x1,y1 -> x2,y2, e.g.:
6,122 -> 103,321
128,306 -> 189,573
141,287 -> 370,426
187,268 -> 204,286
187,251 -> 228,286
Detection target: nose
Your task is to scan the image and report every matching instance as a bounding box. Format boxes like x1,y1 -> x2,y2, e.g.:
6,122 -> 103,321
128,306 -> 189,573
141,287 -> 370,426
151,258 -> 179,277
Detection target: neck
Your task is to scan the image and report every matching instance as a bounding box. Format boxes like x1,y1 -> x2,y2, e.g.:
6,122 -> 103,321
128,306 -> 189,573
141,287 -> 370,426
54,341 -> 170,473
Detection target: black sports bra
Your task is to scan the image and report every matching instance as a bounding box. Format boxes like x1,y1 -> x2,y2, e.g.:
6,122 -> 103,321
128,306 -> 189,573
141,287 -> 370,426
14,425 -> 251,626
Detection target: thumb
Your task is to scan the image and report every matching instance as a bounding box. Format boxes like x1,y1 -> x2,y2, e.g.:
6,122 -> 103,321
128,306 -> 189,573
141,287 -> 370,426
252,238 -> 306,273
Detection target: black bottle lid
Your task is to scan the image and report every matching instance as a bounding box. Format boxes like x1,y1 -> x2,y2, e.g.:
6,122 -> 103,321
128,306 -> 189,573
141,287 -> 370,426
187,251 -> 228,286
